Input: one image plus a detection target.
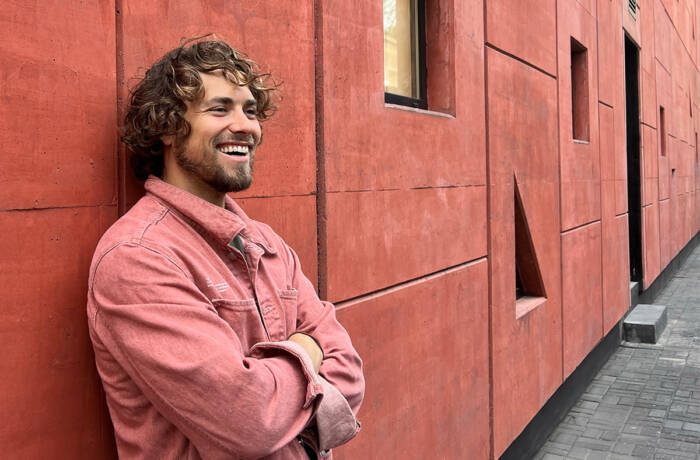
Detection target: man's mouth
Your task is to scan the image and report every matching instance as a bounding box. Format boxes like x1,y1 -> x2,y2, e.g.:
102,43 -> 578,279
216,144 -> 250,156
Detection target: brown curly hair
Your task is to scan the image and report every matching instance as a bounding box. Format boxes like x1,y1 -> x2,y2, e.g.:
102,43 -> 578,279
122,39 -> 278,180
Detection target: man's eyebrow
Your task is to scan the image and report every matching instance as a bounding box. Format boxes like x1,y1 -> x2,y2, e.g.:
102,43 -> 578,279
203,97 -> 234,107
201,96 -> 257,107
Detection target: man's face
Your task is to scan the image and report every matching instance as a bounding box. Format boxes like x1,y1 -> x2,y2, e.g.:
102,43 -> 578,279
168,71 -> 262,198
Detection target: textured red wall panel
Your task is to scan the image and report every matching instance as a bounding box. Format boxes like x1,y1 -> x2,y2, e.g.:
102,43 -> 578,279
238,195 -> 318,288
643,203 -> 662,287
659,198 -> 671,265
600,104 -> 616,217
325,187 -> 487,302
119,0 -> 316,199
558,0 -> 601,230
658,61 -> 672,200
319,0 -> 486,300
562,222 -> 603,377
603,214 -> 630,333
655,0 -> 673,75
0,1 -> 117,210
333,260 -> 490,459
597,0 -> 622,106
486,0 -> 557,75
642,124 -> 660,206
118,0 -> 318,271
0,207 -> 118,458
319,0 -> 484,193
487,48 -> 562,456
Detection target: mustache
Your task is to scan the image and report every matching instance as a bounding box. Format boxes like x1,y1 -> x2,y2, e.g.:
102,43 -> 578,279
214,133 -> 259,145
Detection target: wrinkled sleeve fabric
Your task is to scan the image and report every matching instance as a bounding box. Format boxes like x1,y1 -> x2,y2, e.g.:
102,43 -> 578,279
88,242 -> 323,459
280,242 -> 365,451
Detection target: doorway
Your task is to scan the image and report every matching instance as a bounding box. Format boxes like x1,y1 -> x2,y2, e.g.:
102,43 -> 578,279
625,35 -> 643,283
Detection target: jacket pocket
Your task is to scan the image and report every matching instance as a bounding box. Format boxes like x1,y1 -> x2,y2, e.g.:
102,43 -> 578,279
277,288 -> 299,333
211,298 -> 267,351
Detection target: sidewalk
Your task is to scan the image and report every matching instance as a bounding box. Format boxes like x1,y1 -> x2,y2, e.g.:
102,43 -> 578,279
534,244 -> 700,459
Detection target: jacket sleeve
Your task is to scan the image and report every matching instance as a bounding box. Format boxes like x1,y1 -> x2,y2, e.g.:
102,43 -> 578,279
283,244 -> 365,450
88,242 -> 323,459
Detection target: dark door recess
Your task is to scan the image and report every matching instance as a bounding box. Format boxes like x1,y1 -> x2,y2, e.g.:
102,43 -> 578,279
625,35 -> 643,283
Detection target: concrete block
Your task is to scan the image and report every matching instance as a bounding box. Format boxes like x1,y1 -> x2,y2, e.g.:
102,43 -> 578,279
623,304 -> 668,343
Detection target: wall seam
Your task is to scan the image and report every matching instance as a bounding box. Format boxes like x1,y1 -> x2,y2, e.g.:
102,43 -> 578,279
115,0 -> 125,216
313,0 -> 328,299
335,256 -> 488,310
555,0 -> 565,386
484,43 -> 557,80
482,0 -> 494,456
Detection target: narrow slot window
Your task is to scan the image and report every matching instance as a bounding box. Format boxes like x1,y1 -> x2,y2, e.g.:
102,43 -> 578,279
659,106 -> 666,156
383,0 -> 427,109
570,38 -> 590,142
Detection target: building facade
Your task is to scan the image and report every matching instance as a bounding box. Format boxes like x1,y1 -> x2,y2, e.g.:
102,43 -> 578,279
1,0 -> 699,458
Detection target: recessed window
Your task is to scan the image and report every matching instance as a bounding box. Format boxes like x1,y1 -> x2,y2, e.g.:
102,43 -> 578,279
659,106 -> 666,156
570,37 -> 590,142
514,179 -> 547,318
514,181 -> 546,299
383,0 -> 427,109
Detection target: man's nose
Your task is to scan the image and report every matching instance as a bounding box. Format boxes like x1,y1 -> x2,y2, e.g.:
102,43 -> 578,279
227,109 -> 257,134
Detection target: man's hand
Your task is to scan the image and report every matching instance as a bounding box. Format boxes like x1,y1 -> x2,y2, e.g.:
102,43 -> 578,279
288,333 -> 323,373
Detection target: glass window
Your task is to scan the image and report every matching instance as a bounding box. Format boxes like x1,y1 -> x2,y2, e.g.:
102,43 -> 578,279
383,0 -> 426,108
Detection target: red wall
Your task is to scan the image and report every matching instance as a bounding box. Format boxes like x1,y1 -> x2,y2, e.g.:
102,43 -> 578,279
1,0 -> 698,458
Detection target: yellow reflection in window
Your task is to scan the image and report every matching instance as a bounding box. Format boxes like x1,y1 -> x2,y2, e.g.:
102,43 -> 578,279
383,0 -> 419,99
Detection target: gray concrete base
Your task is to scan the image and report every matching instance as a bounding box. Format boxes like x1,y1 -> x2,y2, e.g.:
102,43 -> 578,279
623,303 -> 667,343
630,281 -> 640,309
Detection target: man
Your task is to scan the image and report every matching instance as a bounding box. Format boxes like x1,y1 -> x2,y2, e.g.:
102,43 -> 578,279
87,39 -> 364,459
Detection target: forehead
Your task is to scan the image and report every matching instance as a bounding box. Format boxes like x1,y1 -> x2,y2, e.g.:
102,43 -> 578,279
198,72 -> 254,101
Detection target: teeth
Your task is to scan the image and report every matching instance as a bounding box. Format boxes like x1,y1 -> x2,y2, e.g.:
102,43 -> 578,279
218,145 -> 249,154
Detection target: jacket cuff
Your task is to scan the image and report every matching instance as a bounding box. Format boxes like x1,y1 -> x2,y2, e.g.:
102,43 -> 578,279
249,340 -> 324,408
314,376 -> 362,452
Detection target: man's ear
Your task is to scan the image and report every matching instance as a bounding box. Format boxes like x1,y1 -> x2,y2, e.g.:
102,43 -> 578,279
162,134 -> 174,147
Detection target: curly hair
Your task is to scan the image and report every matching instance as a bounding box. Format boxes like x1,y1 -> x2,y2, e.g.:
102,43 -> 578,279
122,39 -> 278,180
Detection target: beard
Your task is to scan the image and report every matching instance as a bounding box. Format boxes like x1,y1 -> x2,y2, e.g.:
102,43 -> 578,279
174,137 -> 255,194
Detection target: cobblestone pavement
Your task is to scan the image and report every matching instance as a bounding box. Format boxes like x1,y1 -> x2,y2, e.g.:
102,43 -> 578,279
534,245 -> 700,460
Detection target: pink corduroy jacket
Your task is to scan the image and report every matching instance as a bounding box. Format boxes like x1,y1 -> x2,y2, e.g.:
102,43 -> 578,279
87,177 -> 364,459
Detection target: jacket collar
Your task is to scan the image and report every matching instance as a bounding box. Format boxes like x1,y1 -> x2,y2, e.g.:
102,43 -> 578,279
144,176 -> 277,255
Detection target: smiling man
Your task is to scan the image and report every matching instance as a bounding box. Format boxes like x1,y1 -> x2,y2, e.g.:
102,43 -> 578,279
87,40 -> 364,459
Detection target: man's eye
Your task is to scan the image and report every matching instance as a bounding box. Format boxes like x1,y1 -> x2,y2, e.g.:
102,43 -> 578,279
245,107 -> 258,117
209,107 -> 227,113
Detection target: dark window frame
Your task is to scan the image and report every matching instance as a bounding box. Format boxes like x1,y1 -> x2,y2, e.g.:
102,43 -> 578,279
384,0 -> 428,110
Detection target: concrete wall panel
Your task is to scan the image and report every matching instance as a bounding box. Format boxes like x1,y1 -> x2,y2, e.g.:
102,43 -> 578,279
659,198 -> 671,265
325,186 -> 486,302
0,1 -> 117,210
334,260 -> 490,459
486,0 -> 557,75
643,202 -> 661,288
558,0 -> 601,230
238,195 -> 318,288
0,206 -> 118,458
655,0 -> 672,74
642,124 -> 660,205
119,0 -> 317,205
487,48 -> 562,456
603,214 -> 630,334
597,0 -> 622,106
658,61 -> 672,200
562,222 -> 603,377
320,0 -> 485,192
